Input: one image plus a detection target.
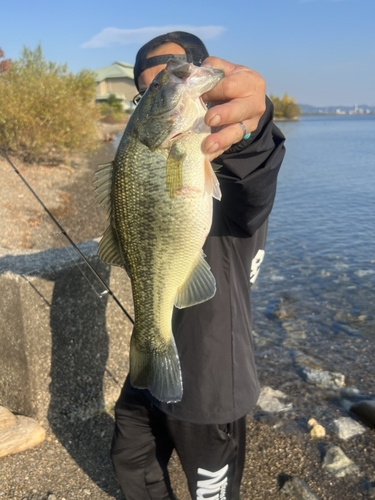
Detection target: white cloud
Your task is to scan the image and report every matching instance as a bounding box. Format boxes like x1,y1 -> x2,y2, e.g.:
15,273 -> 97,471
82,25 -> 227,49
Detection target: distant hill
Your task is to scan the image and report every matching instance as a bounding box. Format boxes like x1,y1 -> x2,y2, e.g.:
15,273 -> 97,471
298,104 -> 375,115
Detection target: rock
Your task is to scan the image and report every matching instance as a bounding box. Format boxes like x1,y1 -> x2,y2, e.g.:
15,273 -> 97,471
292,350 -> 324,371
260,386 -> 289,399
333,417 -> 366,440
301,367 -> 345,389
339,398 -> 356,412
0,414 -> 45,458
339,389 -> 367,411
350,400 -> 375,428
341,387 -> 361,398
254,412 -> 284,428
310,424 -> 326,439
322,445 -> 359,477
281,476 -> 321,499
256,386 -> 293,413
279,420 -> 307,436
104,133 -> 115,142
270,298 -> 294,319
0,406 -> 17,430
308,418 -> 326,438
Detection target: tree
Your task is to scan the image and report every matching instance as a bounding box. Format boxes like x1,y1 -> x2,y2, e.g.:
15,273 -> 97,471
0,47 -> 11,73
269,93 -> 301,119
0,44 -> 100,162
99,93 -> 125,123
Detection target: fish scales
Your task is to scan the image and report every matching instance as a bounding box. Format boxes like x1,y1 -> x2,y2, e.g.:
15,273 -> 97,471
117,136 -> 211,335
95,59 -> 224,402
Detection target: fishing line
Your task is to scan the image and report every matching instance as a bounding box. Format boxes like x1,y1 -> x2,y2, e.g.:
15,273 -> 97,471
20,274 -> 52,308
62,243 -> 110,300
0,147 -> 135,325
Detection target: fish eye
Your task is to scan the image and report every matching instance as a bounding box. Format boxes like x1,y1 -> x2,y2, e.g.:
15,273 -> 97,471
150,82 -> 161,92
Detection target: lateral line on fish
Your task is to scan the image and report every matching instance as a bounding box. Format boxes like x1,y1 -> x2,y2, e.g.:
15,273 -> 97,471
0,146 -> 134,325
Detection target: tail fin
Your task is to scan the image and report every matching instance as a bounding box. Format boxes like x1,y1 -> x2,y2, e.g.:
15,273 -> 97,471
130,336 -> 183,403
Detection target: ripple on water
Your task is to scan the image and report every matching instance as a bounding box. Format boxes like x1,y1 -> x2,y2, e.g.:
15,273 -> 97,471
252,116 -> 375,419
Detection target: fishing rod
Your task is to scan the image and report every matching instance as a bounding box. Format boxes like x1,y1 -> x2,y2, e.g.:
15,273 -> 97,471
0,146 -> 135,325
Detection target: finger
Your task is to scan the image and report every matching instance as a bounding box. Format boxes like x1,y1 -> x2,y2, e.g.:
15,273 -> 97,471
207,149 -> 226,163
201,56 -> 238,79
202,121 -> 253,157
205,97 -> 265,130
202,57 -> 264,103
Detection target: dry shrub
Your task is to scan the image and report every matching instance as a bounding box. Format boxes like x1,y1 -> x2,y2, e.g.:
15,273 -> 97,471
0,45 -> 101,163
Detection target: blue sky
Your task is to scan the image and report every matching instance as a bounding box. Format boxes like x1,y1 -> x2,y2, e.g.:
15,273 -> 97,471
2,0 -> 374,106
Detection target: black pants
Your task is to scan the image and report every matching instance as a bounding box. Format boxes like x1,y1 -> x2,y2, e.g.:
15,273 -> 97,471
111,377 -> 247,500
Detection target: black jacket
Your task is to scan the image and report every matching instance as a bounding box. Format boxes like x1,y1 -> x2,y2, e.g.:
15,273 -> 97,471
150,97 -> 285,423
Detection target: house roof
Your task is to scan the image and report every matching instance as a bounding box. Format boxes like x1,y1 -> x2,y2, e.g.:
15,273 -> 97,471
95,62 -> 134,82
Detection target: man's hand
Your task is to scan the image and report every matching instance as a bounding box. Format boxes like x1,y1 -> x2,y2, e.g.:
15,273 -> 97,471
201,57 -> 266,161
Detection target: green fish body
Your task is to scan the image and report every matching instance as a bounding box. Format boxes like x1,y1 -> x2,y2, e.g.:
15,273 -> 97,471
95,60 -> 223,402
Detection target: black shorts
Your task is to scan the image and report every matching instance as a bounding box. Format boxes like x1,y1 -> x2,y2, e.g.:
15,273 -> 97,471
111,377 -> 247,500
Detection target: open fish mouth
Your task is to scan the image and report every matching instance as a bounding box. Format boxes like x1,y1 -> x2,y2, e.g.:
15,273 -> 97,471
170,62 -> 192,81
199,96 -> 208,111
166,59 -> 224,93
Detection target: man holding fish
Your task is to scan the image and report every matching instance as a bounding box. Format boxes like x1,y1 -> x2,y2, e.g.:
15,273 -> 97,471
103,31 -> 286,500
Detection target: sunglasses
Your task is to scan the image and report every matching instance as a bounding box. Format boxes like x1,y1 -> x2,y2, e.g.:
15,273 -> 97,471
132,90 -> 146,106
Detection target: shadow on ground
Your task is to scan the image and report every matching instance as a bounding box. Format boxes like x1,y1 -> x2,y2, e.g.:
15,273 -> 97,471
46,259 -> 124,499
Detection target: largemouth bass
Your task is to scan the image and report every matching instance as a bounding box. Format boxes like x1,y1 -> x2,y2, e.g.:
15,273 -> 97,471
94,59 -> 223,403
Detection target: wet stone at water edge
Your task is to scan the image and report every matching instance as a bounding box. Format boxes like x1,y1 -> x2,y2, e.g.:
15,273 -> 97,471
281,476 -> 321,499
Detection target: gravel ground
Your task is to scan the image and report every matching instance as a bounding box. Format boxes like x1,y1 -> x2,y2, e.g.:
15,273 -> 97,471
1,132 -> 374,499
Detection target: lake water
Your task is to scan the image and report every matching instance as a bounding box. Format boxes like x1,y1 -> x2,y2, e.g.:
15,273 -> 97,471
114,115 -> 375,347
251,116 -> 375,397
112,116 -> 375,401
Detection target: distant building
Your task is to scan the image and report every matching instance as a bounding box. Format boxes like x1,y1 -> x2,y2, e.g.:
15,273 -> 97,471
95,62 -> 137,111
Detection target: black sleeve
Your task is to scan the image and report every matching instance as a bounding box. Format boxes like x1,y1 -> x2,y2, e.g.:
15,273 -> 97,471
213,96 -> 286,236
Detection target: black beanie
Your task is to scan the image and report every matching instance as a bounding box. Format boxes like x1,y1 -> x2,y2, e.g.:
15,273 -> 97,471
133,31 -> 209,90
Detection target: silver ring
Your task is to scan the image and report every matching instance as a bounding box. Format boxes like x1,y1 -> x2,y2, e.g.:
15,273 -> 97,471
239,121 -> 247,137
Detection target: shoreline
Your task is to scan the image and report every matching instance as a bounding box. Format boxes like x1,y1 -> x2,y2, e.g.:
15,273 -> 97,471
0,140 -> 374,500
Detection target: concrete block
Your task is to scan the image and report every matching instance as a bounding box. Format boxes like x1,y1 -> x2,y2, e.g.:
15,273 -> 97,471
0,241 -> 133,426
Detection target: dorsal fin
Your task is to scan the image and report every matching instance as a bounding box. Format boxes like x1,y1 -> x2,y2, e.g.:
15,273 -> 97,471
97,225 -> 124,267
94,162 -> 114,216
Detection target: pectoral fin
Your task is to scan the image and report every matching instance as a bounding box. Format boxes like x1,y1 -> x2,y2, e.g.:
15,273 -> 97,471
174,251 -> 216,308
204,157 -> 222,200
166,143 -> 186,197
